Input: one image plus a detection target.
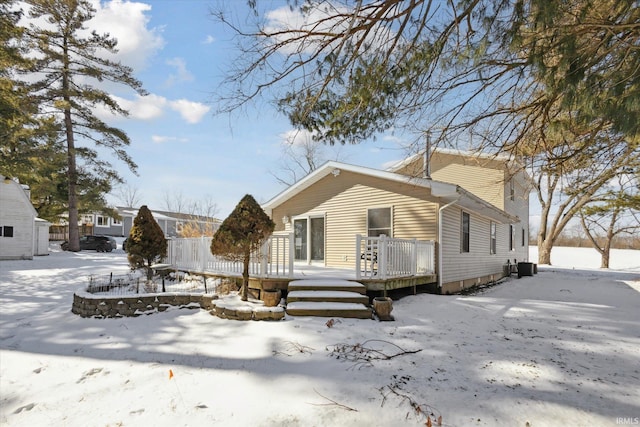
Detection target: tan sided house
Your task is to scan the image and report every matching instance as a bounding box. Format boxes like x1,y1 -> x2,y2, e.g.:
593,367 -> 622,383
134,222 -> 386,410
262,149 -> 530,294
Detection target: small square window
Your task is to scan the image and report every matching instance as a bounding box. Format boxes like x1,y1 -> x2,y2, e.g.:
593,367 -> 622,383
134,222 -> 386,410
3,226 -> 14,237
368,208 -> 391,237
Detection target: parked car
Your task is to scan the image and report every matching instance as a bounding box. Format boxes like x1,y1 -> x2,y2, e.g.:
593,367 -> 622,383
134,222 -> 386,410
60,235 -> 117,252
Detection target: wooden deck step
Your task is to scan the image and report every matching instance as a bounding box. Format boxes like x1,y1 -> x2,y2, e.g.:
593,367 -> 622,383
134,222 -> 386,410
285,279 -> 371,319
285,301 -> 372,319
287,290 -> 369,304
287,279 -> 367,295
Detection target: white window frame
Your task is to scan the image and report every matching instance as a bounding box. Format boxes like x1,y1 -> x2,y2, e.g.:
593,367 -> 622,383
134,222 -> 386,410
293,213 -> 326,264
509,178 -> 515,201
112,217 -> 122,226
367,206 -> 393,237
95,215 -> 109,227
490,221 -> 497,255
509,225 -> 516,251
461,211 -> 470,253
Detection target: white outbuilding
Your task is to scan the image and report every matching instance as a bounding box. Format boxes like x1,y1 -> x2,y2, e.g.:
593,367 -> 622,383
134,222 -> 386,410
0,175 -> 50,260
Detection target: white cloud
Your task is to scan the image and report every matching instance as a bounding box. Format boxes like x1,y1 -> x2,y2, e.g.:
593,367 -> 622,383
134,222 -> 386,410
169,99 -> 210,124
90,0 -> 165,71
279,128 -> 317,146
151,135 -> 188,144
203,35 -> 216,44
113,94 -> 167,120
95,94 -> 209,124
165,57 -> 194,86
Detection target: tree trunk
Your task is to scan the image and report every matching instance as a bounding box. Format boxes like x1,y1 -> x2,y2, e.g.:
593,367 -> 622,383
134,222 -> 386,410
600,249 -> 610,269
537,231 -> 553,265
64,107 -> 79,252
62,33 -> 80,252
145,259 -> 153,281
241,252 -> 250,301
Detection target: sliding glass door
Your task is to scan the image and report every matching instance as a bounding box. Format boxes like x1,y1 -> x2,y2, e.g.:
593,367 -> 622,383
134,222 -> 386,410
294,216 -> 325,263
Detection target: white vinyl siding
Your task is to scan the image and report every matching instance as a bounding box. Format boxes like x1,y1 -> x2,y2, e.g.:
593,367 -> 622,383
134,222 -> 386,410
272,170 -> 438,268
440,206 -> 512,285
0,179 -> 37,260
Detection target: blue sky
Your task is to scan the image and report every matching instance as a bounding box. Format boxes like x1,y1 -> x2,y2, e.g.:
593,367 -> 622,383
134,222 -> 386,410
69,0 -> 407,218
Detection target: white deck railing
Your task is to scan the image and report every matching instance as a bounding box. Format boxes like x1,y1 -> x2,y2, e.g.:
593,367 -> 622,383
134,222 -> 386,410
166,234 -> 294,278
356,234 -> 436,280
167,234 -> 435,281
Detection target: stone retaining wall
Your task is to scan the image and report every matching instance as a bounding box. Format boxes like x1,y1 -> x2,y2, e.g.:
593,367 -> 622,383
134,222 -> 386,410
210,305 -> 285,321
72,293 -> 217,318
72,292 -> 285,321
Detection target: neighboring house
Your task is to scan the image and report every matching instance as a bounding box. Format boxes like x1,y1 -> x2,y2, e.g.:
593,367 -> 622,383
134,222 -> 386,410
75,207 -> 221,238
0,175 -> 50,260
262,149 -> 530,294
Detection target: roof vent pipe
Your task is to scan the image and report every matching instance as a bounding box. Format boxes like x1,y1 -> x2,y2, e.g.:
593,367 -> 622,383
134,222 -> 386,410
423,131 -> 431,179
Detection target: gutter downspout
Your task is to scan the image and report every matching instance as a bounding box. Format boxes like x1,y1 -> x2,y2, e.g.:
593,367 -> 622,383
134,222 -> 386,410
438,195 -> 461,290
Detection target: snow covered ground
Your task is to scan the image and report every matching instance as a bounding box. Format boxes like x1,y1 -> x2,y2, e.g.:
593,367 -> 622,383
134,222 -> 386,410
1,245 -> 639,427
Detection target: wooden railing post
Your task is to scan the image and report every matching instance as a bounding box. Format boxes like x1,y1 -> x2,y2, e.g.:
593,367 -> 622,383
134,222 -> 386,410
379,234 -> 387,280
260,238 -> 269,278
288,233 -> 294,278
355,234 -> 362,280
411,238 -> 417,276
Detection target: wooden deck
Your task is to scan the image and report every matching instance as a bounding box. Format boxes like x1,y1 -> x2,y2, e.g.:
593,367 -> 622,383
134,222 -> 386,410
246,270 -> 438,296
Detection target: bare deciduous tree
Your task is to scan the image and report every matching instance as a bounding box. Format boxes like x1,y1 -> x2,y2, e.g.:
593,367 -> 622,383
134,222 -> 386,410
579,174 -> 640,268
270,129 -> 348,186
115,184 -> 143,208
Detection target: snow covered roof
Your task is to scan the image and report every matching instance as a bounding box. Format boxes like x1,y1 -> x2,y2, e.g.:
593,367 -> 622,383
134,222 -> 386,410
262,161 -> 518,224
116,207 -> 220,223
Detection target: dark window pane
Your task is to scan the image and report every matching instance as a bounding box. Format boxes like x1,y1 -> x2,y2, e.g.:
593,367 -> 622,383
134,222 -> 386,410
368,208 -> 391,237
294,219 -> 307,260
310,217 -> 324,261
462,212 -> 470,252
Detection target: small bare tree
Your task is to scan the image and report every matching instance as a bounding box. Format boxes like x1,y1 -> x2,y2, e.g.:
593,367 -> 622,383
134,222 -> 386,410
579,174 -> 640,268
115,184 -> 143,208
270,129 -> 348,186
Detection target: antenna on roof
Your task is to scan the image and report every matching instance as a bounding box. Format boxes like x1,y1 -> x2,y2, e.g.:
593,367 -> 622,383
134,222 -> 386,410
423,131 -> 432,180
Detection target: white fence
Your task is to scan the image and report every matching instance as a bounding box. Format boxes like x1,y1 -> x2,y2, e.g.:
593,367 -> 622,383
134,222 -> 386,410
166,234 -> 294,278
356,234 -> 435,280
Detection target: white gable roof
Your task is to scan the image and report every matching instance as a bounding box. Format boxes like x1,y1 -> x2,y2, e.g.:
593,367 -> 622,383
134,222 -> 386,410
0,175 -> 38,217
263,161 -> 518,224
